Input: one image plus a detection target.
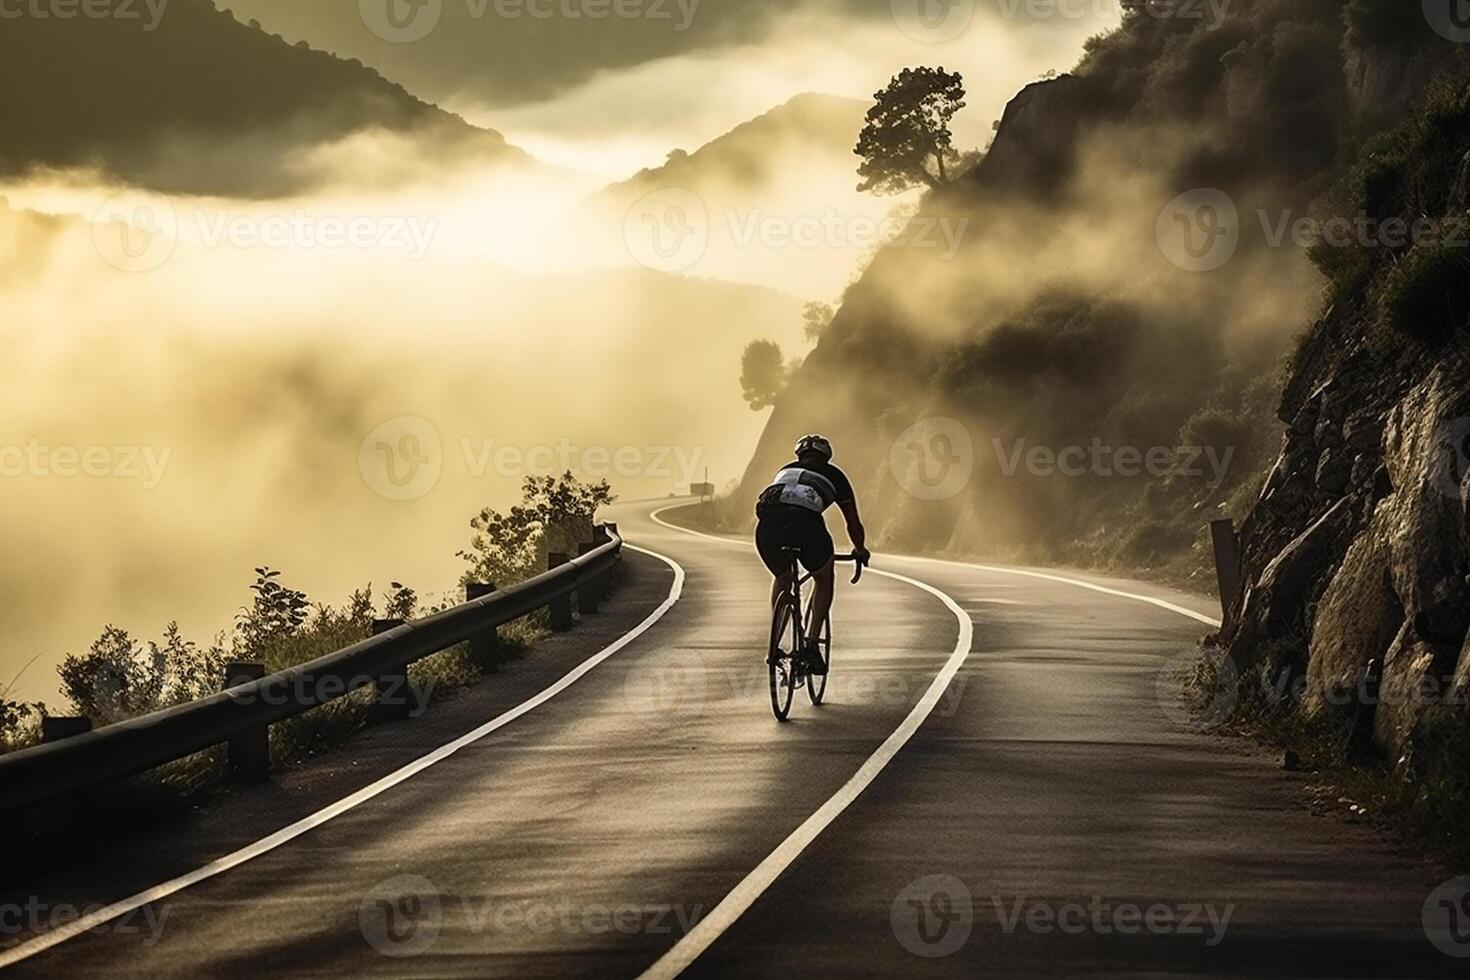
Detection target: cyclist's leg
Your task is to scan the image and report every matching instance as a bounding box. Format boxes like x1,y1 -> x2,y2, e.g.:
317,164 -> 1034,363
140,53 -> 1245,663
805,560 -> 834,647
797,512 -> 836,648
754,513 -> 795,607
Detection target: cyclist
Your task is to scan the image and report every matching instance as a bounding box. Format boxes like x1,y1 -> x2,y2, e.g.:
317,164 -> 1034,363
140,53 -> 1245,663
754,434 -> 869,674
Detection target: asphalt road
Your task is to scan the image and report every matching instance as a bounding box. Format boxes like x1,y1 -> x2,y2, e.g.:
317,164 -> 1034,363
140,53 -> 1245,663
2,499 -> 1460,977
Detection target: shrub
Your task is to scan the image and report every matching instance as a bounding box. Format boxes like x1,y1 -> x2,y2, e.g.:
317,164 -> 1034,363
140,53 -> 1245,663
459,472 -> 616,587
1379,225 -> 1470,341
234,566 -> 310,661
57,622 -> 228,726
0,690 -> 44,754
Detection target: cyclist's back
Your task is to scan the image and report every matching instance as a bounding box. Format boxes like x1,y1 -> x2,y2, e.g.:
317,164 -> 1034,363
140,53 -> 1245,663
753,434 -> 868,672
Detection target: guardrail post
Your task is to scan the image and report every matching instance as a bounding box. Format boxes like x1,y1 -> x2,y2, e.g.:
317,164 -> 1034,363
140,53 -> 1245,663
548,552 -> 574,630
601,523 -> 621,597
372,618 -> 418,721
1209,518 -> 1243,626
223,661 -> 270,781
576,542 -> 601,613
41,716 -> 92,743
465,581 -> 501,667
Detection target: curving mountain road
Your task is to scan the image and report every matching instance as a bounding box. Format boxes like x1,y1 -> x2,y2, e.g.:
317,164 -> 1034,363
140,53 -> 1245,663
1,498 -> 1458,977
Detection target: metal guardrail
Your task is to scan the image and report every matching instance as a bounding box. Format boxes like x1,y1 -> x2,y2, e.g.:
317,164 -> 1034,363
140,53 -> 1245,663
0,524 -> 623,812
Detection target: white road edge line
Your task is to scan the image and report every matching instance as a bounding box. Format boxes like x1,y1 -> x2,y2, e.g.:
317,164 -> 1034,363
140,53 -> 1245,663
639,502 -> 1218,978
0,543 -> 685,971
648,504 -> 1221,628
639,506 -> 974,980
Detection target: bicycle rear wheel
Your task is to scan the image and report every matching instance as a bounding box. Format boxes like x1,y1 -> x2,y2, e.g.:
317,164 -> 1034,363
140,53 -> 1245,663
768,592 -> 799,721
806,610 -> 831,704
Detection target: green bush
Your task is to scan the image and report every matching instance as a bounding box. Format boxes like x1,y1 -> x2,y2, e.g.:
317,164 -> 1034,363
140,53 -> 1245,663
1379,225 -> 1470,341
1311,69 -> 1470,311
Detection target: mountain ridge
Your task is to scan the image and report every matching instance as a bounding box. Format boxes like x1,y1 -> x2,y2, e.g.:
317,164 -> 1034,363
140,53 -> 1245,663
0,0 -> 536,196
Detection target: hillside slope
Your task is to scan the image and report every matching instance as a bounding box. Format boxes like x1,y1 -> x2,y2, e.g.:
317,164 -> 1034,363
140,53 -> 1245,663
734,0 -> 1461,586
575,93 -> 890,296
588,93 -> 867,204
0,0 -> 532,196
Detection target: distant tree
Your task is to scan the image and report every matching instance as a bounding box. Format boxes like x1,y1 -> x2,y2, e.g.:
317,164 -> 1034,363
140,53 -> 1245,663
802,302 -> 835,342
855,67 -> 966,195
740,340 -> 788,410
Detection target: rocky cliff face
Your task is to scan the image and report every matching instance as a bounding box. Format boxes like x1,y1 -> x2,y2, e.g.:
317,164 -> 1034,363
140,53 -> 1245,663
1222,70 -> 1470,766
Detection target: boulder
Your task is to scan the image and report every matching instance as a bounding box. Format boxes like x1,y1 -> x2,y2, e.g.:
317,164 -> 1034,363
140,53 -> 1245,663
1375,624 -> 1447,756
1228,497 -> 1354,672
1305,510 -> 1401,720
1380,369 -> 1470,647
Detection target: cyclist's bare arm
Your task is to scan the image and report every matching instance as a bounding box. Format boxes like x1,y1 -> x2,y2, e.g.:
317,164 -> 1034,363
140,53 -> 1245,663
837,498 -> 869,560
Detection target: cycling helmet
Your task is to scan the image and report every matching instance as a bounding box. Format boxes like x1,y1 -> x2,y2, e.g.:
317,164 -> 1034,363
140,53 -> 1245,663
794,434 -> 834,462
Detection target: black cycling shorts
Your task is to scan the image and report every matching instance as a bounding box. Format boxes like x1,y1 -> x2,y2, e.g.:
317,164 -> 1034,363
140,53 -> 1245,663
755,506 -> 834,575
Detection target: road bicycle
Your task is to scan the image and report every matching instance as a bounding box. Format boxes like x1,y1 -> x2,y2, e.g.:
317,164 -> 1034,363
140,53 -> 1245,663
767,548 -> 864,721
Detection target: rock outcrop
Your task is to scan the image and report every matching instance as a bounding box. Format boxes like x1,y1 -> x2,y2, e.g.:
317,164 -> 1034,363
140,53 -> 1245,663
1223,60 -> 1470,759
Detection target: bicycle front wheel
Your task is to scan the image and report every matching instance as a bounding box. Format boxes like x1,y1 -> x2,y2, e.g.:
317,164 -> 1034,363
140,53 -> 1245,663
768,592 -> 799,721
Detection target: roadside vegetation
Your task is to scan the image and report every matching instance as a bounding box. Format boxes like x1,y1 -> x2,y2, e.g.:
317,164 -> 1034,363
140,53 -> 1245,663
0,473 -> 616,804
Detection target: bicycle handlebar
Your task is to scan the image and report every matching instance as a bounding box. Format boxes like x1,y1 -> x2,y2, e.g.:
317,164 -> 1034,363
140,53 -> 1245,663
834,552 -> 868,584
